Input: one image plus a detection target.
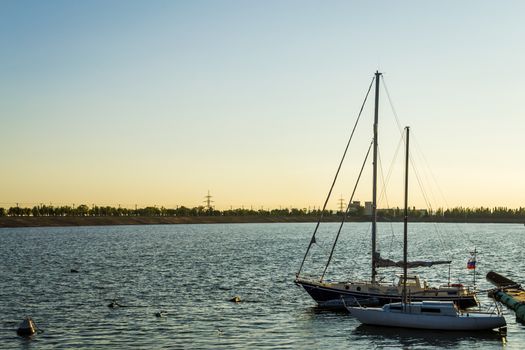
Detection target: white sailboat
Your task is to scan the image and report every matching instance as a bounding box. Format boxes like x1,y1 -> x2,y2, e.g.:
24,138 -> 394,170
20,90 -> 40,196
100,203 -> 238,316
349,301 -> 506,331
346,127 -> 506,331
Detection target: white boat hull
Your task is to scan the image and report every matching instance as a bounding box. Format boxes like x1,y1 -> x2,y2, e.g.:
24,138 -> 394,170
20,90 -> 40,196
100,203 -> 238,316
348,306 -> 506,331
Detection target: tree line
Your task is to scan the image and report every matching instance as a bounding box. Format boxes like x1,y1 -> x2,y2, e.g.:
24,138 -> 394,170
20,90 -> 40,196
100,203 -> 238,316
1,204 -> 525,220
378,206 -> 525,220
0,204 -> 333,217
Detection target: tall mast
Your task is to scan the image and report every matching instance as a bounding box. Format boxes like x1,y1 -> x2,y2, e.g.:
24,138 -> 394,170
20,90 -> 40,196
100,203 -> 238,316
371,70 -> 381,283
402,126 -> 410,304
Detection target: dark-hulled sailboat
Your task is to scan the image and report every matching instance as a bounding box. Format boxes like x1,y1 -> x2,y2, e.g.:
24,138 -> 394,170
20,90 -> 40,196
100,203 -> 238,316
294,71 -> 478,310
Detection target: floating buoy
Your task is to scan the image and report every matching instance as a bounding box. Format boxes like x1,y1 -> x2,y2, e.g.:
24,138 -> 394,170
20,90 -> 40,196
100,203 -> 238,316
70,269 -> 79,273
17,317 -> 37,337
229,296 -> 241,303
155,311 -> 168,317
107,299 -> 123,308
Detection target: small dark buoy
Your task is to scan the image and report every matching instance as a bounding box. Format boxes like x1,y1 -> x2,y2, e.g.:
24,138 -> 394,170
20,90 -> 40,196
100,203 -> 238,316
107,299 -> 123,308
155,311 -> 168,317
17,317 -> 36,337
70,269 -> 79,273
229,296 -> 241,303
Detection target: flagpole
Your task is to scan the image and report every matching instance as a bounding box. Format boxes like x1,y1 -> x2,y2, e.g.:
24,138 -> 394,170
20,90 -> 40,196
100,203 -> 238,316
473,247 -> 477,289
467,248 -> 477,289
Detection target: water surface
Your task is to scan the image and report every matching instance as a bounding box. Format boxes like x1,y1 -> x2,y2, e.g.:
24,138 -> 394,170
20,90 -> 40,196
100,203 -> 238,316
0,222 -> 523,349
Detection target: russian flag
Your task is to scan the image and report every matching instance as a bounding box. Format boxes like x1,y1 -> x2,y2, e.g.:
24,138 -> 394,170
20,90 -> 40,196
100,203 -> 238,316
467,258 -> 476,270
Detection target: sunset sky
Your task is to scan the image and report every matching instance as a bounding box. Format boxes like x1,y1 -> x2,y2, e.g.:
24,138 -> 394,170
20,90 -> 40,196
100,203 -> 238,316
1,1 -> 524,210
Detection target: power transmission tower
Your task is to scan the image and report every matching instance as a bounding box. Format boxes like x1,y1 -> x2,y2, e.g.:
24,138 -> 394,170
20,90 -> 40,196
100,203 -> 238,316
338,194 -> 345,213
204,190 -> 214,211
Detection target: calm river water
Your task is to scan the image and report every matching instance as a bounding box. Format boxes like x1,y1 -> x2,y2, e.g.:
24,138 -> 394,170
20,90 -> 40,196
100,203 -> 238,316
0,222 -> 524,349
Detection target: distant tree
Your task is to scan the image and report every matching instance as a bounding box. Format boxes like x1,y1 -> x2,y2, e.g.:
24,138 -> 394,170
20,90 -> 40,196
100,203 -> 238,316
77,204 -> 90,216
31,206 -> 41,217
8,206 -> 22,216
175,206 -> 191,216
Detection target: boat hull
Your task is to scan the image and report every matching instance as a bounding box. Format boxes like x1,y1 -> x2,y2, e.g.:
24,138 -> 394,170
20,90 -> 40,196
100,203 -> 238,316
296,279 -> 478,310
347,307 -> 506,330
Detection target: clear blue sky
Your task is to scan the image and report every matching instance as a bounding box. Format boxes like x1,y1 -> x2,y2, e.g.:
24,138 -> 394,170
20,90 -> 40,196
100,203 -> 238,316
1,1 -> 524,210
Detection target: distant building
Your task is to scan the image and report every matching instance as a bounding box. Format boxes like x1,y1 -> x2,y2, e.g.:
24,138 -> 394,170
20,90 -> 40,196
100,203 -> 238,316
349,201 -> 361,213
364,201 -> 373,216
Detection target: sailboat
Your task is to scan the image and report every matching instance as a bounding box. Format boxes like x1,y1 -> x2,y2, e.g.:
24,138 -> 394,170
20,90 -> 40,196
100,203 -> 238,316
295,71 -> 478,310
348,300 -> 506,330
346,127 -> 506,331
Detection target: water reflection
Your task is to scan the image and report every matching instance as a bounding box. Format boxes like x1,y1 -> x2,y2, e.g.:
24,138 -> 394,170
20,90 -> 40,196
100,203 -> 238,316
353,324 -> 504,349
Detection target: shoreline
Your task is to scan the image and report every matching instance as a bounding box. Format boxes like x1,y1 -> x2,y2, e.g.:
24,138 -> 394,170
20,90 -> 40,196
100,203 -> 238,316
0,216 -> 524,228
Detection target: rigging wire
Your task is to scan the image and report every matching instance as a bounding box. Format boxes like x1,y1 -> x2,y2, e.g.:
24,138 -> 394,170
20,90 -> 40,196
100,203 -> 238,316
411,132 -> 474,249
379,75 -> 411,260
377,150 -> 391,213
409,153 -> 433,214
297,76 -> 375,277
409,133 -> 467,259
382,75 -> 457,260
409,150 -> 452,257
375,149 -> 391,258
376,150 -> 389,257
381,75 -> 404,136
377,134 -> 404,208
321,141 -> 374,282
377,134 -> 405,259
307,242 -> 336,277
